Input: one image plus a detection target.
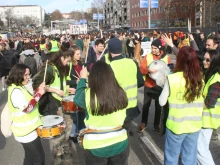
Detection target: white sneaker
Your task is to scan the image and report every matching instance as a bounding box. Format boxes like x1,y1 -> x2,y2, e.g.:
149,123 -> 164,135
2,87 -> 5,91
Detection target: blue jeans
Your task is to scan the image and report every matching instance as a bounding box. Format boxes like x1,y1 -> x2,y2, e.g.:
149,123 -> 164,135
197,128 -> 215,165
70,111 -> 86,137
164,128 -> 200,165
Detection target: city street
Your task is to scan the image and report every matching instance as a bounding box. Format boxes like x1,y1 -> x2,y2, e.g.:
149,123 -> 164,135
0,55 -> 220,165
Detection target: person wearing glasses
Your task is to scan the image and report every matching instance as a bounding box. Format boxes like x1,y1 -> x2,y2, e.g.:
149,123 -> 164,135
159,46 -> 204,165
197,50 -> 220,165
6,64 -> 46,165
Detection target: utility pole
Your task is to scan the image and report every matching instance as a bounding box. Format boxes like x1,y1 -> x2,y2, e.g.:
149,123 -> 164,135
148,0 -> 151,29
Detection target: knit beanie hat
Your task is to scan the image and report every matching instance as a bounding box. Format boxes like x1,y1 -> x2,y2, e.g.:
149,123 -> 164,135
151,39 -> 162,49
108,38 -> 122,54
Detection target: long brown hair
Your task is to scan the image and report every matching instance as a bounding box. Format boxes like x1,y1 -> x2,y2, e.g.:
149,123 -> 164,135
49,50 -> 71,76
88,61 -> 128,116
173,46 -> 203,103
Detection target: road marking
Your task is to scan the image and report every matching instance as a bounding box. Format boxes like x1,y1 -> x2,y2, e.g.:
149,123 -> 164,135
140,136 -> 164,164
133,122 -> 164,164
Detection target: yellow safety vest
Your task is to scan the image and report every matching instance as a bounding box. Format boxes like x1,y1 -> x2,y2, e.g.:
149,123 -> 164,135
167,72 -> 204,134
110,58 -> 138,108
40,43 -> 46,50
50,40 -> 59,52
50,65 -> 67,101
104,53 -> 111,64
202,73 -> 220,129
83,88 -> 127,149
8,84 -> 42,137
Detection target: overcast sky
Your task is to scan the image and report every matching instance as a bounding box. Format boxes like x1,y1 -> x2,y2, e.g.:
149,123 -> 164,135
0,0 -> 93,13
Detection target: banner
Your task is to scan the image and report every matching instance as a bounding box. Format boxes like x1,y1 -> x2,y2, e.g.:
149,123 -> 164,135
141,41 -> 152,56
69,24 -> 87,34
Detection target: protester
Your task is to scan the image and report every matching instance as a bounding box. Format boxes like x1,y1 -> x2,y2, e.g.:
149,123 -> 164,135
74,61 -> 129,165
197,50 -> 220,165
6,64 -> 46,165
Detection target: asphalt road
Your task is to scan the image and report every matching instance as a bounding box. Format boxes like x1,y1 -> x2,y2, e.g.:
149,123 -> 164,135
0,54 -> 220,165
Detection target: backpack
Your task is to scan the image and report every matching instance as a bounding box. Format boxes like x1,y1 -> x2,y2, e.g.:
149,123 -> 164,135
24,55 -> 37,76
3,50 -> 17,70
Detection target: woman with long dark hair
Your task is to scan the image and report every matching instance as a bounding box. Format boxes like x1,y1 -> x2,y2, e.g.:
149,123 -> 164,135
32,49 -> 72,115
197,50 -> 220,165
6,64 -> 46,165
159,46 -> 204,165
74,61 -> 129,165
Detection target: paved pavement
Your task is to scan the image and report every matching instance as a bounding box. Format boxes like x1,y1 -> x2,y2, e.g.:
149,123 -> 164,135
0,54 -> 220,164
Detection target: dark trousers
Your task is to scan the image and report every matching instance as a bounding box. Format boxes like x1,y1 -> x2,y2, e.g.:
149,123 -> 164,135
21,137 -> 45,165
84,145 -> 129,165
142,87 -> 162,126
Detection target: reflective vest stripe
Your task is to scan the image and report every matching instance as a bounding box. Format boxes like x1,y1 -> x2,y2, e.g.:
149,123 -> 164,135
124,84 -> 137,91
203,112 -> 220,118
128,96 -> 138,101
12,116 -> 39,127
169,103 -> 204,109
84,129 -> 126,141
168,116 -> 202,122
11,111 -> 31,117
86,125 -> 122,130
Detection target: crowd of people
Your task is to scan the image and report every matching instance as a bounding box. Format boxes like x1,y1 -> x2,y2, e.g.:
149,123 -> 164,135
1,28 -> 220,165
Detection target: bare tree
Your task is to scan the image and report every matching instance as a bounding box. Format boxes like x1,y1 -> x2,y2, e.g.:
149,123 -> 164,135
4,8 -> 14,29
50,9 -> 63,21
22,16 -> 39,26
91,0 -> 106,13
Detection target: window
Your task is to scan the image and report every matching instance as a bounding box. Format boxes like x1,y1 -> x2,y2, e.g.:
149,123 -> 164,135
142,11 -> 144,16
146,10 -> 148,15
139,12 -> 140,16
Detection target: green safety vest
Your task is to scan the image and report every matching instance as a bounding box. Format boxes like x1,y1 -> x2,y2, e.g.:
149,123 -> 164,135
202,73 -> 220,129
40,43 -> 46,50
167,72 -> 204,134
145,53 -> 169,81
110,58 -> 138,108
83,88 -> 127,149
50,40 -> 59,52
8,84 -> 42,137
50,65 -> 67,101
104,53 -> 111,64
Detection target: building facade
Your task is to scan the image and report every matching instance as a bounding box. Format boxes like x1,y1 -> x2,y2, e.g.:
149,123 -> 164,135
0,5 -> 45,27
130,0 -> 196,30
103,0 -> 130,29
